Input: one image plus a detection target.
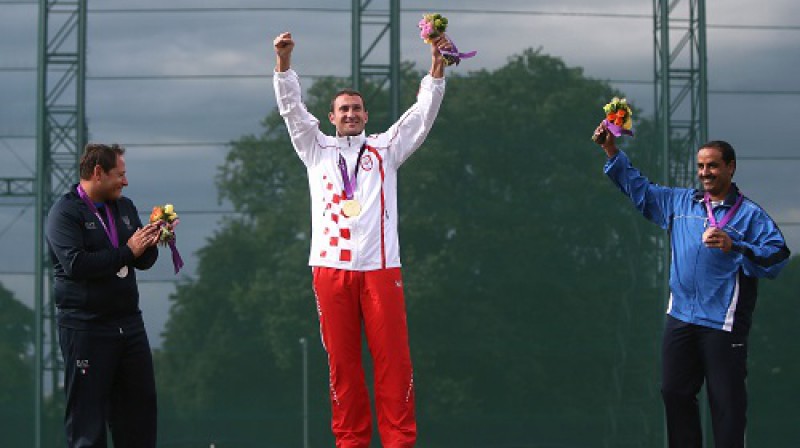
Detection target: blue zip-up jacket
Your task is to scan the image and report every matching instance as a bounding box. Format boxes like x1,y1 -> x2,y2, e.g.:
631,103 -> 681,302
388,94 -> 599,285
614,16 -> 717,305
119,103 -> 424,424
605,151 -> 791,335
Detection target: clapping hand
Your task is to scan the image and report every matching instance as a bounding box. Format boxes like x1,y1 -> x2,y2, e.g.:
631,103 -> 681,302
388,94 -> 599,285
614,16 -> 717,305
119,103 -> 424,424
127,223 -> 161,258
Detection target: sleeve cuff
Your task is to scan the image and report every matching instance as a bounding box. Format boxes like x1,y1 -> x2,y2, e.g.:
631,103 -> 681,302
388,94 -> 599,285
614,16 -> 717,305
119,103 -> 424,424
604,150 -> 624,173
421,74 -> 446,89
273,68 -> 296,79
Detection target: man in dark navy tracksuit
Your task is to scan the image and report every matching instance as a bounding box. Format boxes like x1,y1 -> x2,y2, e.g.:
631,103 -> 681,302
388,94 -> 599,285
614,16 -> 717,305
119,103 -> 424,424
593,123 -> 791,447
46,143 -> 162,447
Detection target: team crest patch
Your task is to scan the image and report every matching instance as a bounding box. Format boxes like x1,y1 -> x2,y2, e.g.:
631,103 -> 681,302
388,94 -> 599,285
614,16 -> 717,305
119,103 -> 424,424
360,154 -> 374,171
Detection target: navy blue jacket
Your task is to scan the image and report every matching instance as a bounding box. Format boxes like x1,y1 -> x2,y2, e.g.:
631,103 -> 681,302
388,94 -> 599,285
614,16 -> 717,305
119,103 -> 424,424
605,151 -> 791,335
45,184 -> 158,327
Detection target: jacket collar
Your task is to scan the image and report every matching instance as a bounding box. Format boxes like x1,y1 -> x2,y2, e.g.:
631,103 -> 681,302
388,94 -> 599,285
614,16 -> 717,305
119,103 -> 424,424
693,182 -> 741,206
335,132 -> 366,151
70,183 -> 121,208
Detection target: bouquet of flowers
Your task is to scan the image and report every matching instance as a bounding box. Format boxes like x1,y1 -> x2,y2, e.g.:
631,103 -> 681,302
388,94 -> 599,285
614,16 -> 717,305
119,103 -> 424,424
418,13 -> 476,66
593,97 -> 634,144
149,203 -> 184,274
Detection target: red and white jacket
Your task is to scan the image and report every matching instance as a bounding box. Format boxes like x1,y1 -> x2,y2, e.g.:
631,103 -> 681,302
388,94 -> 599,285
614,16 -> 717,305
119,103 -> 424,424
274,69 -> 446,271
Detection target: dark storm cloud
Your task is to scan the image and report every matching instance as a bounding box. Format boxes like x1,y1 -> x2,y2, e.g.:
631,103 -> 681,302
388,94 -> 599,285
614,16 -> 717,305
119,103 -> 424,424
2,0 -> 798,346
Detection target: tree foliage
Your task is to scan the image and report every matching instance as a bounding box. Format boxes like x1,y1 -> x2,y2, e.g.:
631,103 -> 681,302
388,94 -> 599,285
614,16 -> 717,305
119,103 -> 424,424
0,282 -> 34,446
747,256 -> 800,444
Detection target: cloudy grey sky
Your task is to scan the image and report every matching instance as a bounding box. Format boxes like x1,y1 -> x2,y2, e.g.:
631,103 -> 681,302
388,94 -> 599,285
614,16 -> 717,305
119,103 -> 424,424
1,0 -> 798,347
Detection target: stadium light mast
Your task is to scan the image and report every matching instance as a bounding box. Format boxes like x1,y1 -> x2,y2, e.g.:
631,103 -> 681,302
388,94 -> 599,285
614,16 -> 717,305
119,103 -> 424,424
352,0 -> 401,121
654,1 -> 708,445
34,0 -> 87,446
654,0 -> 708,188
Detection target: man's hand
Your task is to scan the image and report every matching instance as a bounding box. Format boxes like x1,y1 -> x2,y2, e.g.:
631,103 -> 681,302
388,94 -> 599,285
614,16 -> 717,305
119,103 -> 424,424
429,36 -> 452,79
702,226 -> 733,253
127,223 -> 161,258
593,121 -> 619,158
274,32 -> 294,72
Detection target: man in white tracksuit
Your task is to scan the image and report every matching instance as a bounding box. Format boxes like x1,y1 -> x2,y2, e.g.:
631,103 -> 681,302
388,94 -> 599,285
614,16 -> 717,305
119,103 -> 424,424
272,32 -> 449,447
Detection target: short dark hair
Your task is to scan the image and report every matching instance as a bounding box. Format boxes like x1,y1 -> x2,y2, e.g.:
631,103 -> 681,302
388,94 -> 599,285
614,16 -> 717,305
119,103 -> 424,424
79,143 -> 125,180
699,140 -> 736,164
330,89 -> 366,113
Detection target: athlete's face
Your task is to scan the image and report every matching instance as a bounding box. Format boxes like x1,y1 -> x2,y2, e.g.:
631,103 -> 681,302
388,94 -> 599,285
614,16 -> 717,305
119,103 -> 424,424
95,154 -> 128,201
329,94 -> 368,137
697,147 -> 735,199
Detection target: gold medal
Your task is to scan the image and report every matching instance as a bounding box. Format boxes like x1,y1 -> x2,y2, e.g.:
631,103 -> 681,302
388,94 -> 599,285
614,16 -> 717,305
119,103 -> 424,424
117,266 -> 129,278
341,199 -> 362,217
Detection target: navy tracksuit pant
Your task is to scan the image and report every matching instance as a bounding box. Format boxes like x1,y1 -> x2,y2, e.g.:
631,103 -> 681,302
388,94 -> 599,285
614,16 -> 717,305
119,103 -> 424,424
661,315 -> 748,448
58,319 -> 157,448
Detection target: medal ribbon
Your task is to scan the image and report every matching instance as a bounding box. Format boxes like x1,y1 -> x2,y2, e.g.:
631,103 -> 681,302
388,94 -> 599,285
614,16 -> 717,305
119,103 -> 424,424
76,185 -> 119,248
168,239 -> 184,274
337,143 -> 368,200
703,191 -> 744,229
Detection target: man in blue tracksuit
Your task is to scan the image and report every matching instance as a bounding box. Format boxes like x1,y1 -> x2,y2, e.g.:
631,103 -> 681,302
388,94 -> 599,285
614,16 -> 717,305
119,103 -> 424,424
593,123 -> 791,447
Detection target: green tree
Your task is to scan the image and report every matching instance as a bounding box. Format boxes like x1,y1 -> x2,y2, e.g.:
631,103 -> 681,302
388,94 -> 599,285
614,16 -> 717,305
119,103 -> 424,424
395,49 -> 664,446
747,256 -> 800,444
0,282 -> 34,446
156,49 -> 668,447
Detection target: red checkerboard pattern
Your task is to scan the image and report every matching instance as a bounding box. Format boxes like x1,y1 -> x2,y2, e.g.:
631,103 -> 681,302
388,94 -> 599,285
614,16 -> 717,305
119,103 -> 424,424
318,178 -> 352,262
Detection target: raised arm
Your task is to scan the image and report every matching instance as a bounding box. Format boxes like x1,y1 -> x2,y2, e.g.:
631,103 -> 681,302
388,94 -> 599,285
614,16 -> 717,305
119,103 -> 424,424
383,37 -> 451,168
272,32 -> 324,166
595,121 -> 679,229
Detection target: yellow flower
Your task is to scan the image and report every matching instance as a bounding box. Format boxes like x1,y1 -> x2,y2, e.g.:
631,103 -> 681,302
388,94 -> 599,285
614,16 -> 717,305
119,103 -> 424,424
623,119 -> 633,130
164,204 -> 174,214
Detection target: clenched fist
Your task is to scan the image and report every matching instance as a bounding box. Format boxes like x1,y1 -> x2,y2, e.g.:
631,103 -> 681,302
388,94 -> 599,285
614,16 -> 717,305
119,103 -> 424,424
274,32 -> 294,72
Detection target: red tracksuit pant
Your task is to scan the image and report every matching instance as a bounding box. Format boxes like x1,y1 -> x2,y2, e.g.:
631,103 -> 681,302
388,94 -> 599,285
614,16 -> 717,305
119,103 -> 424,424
312,267 -> 416,448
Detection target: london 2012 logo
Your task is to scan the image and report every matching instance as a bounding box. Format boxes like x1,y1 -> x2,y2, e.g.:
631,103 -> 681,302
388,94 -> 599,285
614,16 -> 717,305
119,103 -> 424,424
360,154 -> 373,172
